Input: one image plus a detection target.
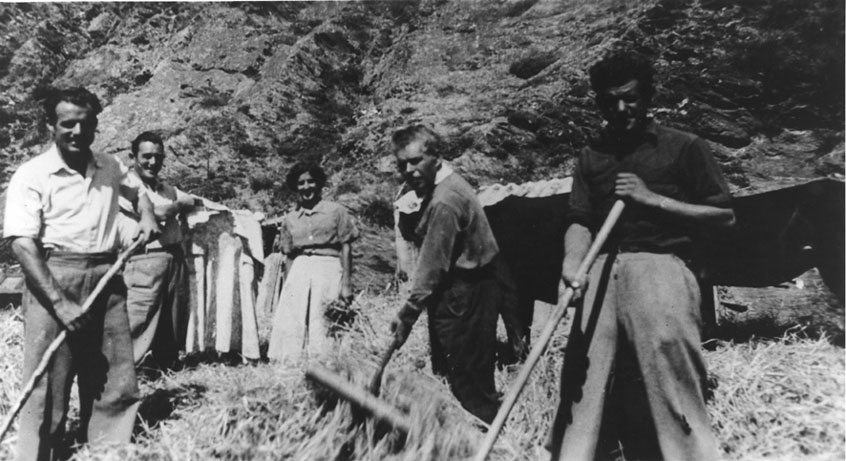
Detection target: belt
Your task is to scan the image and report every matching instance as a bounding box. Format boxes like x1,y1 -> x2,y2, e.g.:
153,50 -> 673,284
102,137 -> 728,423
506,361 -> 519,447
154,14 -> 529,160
139,244 -> 182,254
298,248 -> 341,258
44,250 -> 117,264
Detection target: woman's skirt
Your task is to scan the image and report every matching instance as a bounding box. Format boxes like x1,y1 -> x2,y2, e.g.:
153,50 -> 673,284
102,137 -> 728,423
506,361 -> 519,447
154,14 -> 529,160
267,255 -> 342,362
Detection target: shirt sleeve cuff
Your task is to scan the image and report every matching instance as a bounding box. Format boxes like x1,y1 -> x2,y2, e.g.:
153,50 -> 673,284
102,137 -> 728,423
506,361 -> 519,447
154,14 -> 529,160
566,210 -> 594,231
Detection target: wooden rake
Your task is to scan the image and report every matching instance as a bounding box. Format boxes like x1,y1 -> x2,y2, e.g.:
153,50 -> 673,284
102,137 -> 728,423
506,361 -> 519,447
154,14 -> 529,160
305,337 -> 408,434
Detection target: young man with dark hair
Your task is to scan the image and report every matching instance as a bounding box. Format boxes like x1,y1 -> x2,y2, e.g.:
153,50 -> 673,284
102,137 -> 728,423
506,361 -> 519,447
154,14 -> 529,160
548,51 -> 735,460
5,87 -> 159,460
123,131 -> 199,368
389,124 -> 502,423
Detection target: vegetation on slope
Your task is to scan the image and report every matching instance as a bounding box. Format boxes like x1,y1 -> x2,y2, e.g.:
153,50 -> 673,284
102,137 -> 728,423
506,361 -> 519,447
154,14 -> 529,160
0,0 -> 842,280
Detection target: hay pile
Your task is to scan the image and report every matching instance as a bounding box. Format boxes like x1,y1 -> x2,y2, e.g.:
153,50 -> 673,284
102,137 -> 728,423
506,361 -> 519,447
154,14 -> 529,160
0,307 -> 22,453
0,290 -> 843,460
707,330 -> 845,460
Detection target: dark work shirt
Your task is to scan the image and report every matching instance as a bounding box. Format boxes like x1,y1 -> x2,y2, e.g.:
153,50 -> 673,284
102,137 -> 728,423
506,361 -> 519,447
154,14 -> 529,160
567,121 -> 732,257
407,172 -> 500,312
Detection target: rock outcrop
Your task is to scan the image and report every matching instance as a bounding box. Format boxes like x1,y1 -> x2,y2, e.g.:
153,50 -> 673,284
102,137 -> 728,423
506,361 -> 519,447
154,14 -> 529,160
0,0 -> 842,281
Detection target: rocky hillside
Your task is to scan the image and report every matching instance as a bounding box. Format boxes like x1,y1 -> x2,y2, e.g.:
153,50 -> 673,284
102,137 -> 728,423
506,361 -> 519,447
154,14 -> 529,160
0,0 -> 843,281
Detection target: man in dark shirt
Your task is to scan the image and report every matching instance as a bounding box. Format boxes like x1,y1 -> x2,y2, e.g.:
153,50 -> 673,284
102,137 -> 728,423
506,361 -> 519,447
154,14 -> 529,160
548,51 -> 735,460
389,124 -> 501,423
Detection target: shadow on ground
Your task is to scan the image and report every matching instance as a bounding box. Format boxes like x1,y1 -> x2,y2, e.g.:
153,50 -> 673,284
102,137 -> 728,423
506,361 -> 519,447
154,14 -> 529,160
135,383 -> 207,435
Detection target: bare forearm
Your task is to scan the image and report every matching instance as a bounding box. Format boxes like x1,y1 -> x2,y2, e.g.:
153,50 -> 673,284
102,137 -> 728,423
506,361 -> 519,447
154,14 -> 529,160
615,173 -> 735,229
648,194 -> 736,229
137,194 -> 156,222
563,223 -> 592,273
136,194 -> 161,243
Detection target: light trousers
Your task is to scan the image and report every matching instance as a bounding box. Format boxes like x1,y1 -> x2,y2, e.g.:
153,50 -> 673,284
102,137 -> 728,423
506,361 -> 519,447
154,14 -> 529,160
17,252 -> 139,461
267,255 -> 341,362
125,247 -> 187,367
548,252 -> 718,461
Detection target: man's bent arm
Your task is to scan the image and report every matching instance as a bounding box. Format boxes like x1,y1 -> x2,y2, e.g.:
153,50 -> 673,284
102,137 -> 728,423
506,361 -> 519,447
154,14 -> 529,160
135,194 -> 161,243
650,194 -> 735,228
561,223 -> 592,289
391,204 -> 460,346
615,172 -> 735,229
340,242 -> 353,300
11,237 -> 83,329
404,205 -> 460,314
152,193 -> 199,221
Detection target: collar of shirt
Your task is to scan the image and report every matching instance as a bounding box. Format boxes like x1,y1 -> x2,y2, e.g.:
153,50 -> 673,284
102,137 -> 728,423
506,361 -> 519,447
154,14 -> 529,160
133,166 -> 164,192
395,189 -> 422,214
596,119 -> 659,151
435,161 -> 453,185
43,144 -> 100,175
394,162 -> 454,215
295,199 -> 330,218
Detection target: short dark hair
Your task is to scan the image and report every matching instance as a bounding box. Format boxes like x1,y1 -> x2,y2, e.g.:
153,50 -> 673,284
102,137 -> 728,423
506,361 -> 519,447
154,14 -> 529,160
391,124 -> 443,158
130,131 -> 165,157
588,50 -> 655,103
43,87 -> 103,126
285,161 -> 327,191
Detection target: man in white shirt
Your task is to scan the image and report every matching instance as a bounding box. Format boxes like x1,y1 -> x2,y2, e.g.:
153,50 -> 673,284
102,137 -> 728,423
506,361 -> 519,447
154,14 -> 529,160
4,87 -> 159,461
122,131 -> 199,369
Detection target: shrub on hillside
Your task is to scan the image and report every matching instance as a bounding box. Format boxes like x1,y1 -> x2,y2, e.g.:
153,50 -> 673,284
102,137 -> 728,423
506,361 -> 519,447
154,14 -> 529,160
250,174 -> 276,193
359,194 -> 394,229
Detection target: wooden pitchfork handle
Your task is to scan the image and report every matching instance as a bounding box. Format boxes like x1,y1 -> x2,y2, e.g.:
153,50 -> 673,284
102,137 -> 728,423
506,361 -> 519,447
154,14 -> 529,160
472,200 -> 625,461
368,338 -> 399,397
0,238 -> 143,444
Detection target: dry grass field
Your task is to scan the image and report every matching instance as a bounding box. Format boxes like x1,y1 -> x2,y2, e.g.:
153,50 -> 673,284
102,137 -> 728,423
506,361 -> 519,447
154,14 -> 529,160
0,269 -> 843,461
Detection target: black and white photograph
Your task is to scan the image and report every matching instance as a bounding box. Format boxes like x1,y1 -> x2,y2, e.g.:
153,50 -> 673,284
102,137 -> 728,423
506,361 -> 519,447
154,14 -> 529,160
0,1 -> 843,460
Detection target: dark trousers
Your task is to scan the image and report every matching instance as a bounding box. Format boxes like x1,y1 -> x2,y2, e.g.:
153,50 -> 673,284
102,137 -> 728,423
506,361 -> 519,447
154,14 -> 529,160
493,257 -> 529,360
17,252 -> 140,461
427,266 -> 500,423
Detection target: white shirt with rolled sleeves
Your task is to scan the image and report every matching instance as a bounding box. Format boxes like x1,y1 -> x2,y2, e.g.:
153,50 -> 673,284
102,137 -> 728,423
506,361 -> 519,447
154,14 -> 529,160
118,176 -> 192,249
4,144 -> 146,252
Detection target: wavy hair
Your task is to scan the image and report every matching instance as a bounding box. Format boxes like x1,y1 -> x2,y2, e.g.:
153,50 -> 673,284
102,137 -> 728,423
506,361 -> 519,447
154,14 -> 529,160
588,50 -> 655,103
43,87 -> 103,126
285,161 -> 327,191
